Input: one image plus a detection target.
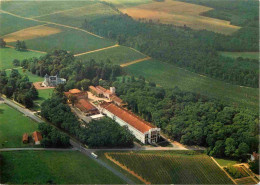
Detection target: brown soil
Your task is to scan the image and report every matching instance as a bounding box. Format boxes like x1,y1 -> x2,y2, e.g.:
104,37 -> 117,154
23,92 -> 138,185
33,82 -> 55,90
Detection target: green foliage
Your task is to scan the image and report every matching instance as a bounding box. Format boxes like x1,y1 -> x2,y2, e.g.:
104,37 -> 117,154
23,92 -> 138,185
15,40 -> 27,51
0,38 -> 6,48
249,159 -> 260,174
107,151 -> 233,184
12,59 -> 20,67
112,79 -> 259,159
38,122 -> 70,148
224,164 -> 243,179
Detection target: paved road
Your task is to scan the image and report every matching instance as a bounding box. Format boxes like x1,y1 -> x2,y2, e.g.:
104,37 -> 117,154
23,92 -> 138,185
70,140 -> 135,184
2,97 -> 42,123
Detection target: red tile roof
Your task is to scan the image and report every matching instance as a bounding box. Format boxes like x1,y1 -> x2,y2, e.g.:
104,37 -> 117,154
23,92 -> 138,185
96,86 -> 107,93
69,89 -> 81,94
32,131 -> 42,142
76,99 -> 97,112
111,95 -> 123,104
100,102 -> 155,133
23,133 -> 28,142
89,86 -> 103,94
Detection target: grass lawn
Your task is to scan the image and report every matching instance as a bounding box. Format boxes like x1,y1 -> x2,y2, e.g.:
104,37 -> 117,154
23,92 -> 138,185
0,13 -> 41,36
0,150 -> 125,184
220,51 -> 259,60
0,104 -> 38,148
126,59 -> 258,111
6,68 -> 43,82
37,1 -> 118,28
76,46 -> 147,65
214,158 -> 239,167
8,25 -> 116,55
35,89 -> 54,106
0,47 -> 44,70
104,150 -> 233,184
0,1 -> 92,18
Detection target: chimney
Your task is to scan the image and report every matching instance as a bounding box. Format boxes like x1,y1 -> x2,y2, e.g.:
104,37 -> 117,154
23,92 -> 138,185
110,87 -> 116,94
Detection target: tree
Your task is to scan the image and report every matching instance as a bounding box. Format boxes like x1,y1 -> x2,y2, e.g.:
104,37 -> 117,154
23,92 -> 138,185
15,40 -> 22,51
68,94 -> 77,106
249,159 -> 259,174
235,142 -> 249,160
0,38 -> 6,48
80,79 -> 91,91
21,41 -> 27,51
13,59 -> 20,67
225,138 -> 236,157
29,85 -> 39,99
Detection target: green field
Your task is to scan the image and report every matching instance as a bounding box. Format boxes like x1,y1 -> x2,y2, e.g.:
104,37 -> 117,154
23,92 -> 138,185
0,104 -> 38,148
220,51 -> 259,60
76,46 -> 146,65
0,1 -> 92,18
37,2 -> 118,28
126,59 -> 258,111
6,68 -> 43,82
214,158 -> 239,167
0,47 -> 44,70
0,150 -> 125,184
35,89 -> 54,106
8,24 -> 115,54
0,13 -> 41,36
106,151 -> 233,184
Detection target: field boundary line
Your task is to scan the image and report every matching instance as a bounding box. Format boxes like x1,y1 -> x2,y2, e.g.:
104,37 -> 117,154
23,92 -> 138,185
74,44 -> 119,57
0,24 -> 48,38
0,10 -> 103,39
211,157 -> 237,184
105,153 -> 151,184
120,57 -> 151,67
6,45 -> 47,54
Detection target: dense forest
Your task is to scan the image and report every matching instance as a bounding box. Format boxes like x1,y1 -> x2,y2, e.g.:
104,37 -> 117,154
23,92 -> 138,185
0,69 -> 38,108
110,76 -> 258,160
82,13 -> 258,88
19,50 -> 122,91
41,94 -> 134,148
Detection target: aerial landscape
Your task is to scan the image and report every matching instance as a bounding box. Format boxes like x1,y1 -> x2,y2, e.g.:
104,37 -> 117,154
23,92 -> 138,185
0,0 -> 259,184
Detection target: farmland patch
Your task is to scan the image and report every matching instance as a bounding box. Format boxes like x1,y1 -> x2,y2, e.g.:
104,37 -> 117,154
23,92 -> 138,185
3,25 -> 62,43
120,0 -> 240,34
105,151 -> 234,184
126,59 -> 258,111
220,51 -> 259,60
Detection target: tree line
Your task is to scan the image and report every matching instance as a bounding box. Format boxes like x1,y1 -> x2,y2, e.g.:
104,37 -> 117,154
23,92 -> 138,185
0,69 -> 38,108
82,14 -> 258,88
110,76 -> 258,160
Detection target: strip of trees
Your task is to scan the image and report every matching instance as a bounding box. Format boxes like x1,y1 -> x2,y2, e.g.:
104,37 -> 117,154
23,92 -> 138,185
82,14 -> 258,88
0,69 -> 38,108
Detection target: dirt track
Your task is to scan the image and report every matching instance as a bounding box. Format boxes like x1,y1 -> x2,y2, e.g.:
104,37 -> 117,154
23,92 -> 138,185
120,57 -> 151,67
33,82 -> 55,90
74,44 -> 119,57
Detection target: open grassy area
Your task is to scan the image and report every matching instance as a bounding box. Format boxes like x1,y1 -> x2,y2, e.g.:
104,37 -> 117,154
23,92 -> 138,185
6,68 -> 43,83
0,47 -> 44,70
105,150 -> 233,184
220,51 -> 259,60
35,89 -> 54,106
0,13 -> 41,36
37,1 -> 118,28
0,150 -> 125,184
0,1 -> 92,18
125,59 -> 258,111
119,0 -> 240,34
214,158 -> 239,167
76,46 -> 147,65
8,24 -> 115,55
0,104 -> 38,148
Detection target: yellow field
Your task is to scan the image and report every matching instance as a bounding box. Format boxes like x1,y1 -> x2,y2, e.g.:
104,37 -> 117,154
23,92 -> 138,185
3,24 -> 62,42
120,0 -> 240,34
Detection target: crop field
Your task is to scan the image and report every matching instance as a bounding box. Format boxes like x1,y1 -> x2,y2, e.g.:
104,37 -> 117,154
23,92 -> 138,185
7,24 -> 115,54
220,51 -> 259,60
120,0 -> 240,34
0,151 -> 125,184
214,158 -> 239,167
103,0 -> 152,8
37,2 -> 119,28
126,59 -> 258,111
76,46 -> 147,65
3,24 -> 62,43
0,1 -> 92,18
0,13 -> 41,36
105,151 -> 233,184
0,104 -> 38,148
0,47 -> 44,70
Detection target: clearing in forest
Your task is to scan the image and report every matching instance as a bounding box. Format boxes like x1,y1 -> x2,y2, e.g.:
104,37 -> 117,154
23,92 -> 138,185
120,0 -> 240,34
105,151 -> 234,184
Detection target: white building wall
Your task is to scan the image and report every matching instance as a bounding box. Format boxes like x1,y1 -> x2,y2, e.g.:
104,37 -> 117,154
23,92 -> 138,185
102,109 -> 146,143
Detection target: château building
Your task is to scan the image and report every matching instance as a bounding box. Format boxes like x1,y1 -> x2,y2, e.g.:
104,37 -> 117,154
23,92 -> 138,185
42,74 -> 66,87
